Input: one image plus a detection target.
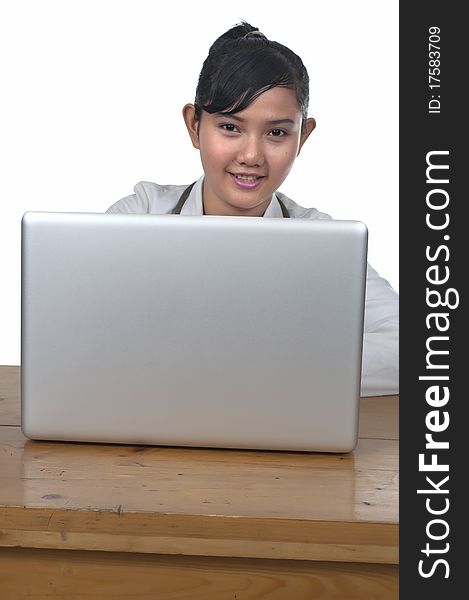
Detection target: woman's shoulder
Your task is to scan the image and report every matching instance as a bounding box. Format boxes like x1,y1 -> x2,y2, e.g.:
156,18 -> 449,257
106,181 -> 190,214
276,191 -> 332,220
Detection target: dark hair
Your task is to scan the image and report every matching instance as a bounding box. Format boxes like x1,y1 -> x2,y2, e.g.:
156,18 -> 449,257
194,21 -> 310,133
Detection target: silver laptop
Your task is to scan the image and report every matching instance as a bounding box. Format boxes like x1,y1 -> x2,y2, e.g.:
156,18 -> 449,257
21,211 -> 367,452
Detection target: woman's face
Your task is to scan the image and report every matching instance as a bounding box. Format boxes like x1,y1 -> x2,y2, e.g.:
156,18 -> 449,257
183,87 -> 316,216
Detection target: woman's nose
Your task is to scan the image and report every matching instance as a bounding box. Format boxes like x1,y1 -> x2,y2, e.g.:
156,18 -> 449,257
236,136 -> 265,166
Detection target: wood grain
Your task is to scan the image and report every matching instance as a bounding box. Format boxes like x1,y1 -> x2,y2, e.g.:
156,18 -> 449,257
0,419 -> 398,562
0,548 -> 398,600
0,366 -> 20,426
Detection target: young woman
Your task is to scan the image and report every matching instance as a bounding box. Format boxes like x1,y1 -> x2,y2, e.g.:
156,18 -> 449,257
107,21 -> 399,397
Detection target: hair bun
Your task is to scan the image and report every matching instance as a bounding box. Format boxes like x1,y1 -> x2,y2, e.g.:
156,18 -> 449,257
243,30 -> 266,39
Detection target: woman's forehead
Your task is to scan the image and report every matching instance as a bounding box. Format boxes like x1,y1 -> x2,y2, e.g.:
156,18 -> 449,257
212,87 -> 302,122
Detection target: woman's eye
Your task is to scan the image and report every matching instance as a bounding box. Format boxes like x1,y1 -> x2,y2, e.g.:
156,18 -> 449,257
220,124 -> 237,132
270,129 -> 287,137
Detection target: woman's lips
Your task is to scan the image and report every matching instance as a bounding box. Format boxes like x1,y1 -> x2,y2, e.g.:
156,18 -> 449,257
229,173 -> 264,190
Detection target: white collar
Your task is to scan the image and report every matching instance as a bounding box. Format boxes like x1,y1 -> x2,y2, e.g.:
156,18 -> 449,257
180,175 -> 284,218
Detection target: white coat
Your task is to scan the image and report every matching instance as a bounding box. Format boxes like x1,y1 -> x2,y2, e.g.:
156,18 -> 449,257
107,175 -> 399,397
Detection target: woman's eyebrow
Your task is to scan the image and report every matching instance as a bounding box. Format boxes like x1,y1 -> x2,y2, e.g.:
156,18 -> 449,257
214,113 -> 295,126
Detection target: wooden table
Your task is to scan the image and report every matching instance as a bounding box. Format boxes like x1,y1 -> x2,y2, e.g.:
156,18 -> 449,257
0,366 -> 398,599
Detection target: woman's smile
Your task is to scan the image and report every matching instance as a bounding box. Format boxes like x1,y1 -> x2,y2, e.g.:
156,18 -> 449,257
228,172 -> 265,190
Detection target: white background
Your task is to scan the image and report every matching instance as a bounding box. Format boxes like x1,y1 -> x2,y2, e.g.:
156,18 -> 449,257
0,0 -> 398,365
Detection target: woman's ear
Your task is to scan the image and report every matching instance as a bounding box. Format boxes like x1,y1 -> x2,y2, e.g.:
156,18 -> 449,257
182,104 -> 200,149
297,118 -> 316,156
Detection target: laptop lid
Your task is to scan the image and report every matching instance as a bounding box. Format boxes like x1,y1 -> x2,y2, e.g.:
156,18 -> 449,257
21,211 -> 367,452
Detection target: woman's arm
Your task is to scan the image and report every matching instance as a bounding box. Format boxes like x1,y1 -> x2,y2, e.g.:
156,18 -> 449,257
361,264 -> 399,396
